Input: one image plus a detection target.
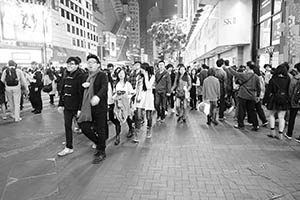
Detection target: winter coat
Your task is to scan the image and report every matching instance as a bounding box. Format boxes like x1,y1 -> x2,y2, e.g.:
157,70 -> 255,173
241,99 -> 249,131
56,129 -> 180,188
58,69 -> 86,110
264,75 -> 290,111
154,70 -> 171,94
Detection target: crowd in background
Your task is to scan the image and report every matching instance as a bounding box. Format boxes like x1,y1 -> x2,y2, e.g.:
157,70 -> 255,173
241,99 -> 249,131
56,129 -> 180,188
1,55 -> 300,164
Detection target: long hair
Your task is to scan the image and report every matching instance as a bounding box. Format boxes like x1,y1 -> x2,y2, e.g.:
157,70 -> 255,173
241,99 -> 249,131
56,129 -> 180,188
115,67 -> 128,83
176,64 -> 189,86
273,64 -> 288,78
46,68 -> 55,81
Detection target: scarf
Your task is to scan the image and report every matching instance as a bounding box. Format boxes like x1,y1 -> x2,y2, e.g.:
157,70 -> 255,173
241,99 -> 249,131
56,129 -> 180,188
77,69 -> 99,123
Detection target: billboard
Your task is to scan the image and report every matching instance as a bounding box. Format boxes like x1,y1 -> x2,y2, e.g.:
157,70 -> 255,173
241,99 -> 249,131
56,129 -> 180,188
0,1 -> 51,45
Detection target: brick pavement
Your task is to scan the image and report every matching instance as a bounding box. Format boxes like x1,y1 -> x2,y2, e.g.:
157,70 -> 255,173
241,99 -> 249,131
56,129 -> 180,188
0,109 -> 300,200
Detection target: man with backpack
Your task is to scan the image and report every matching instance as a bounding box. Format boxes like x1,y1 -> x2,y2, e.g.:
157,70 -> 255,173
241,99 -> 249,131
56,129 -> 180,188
0,60 -> 28,122
285,62 -> 300,142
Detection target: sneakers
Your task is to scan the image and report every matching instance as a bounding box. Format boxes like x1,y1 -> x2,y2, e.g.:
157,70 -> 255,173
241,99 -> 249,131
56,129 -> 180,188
294,137 -> 300,143
284,132 -> 292,140
2,116 -> 7,120
227,106 -> 235,114
15,117 -> 22,122
261,121 -> 269,127
91,143 -> 96,149
234,124 -> 244,129
251,126 -> 259,131
132,133 -> 139,143
126,129 -> 134,138
58,147 -> 74,156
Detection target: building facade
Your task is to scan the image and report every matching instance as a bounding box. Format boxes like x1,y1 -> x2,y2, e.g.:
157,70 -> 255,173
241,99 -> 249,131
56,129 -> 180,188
183,0 -> 252,67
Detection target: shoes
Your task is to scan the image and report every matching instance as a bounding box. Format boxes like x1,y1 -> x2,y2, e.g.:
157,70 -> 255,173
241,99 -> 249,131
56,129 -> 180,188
160,118 -> 165,123
177,116 -> 182,123
227,106 -> 235,114
245,122 -> 253,126
34,110 -> 41,114
58,147 -> 74,156
114,135 -> 120,145
251,126 -> 259,131
2,116 -> 7,120
284,132 -> 292,140
73,127 -> 82,134
132,133 -> 139,143
212,120 -> 218,126
206,116 -> 211,126
126,129 -> 134,138
93,150 -> 106,164
234,124 -> 244,129
294,137 -> 300,143
15,117 -> 22,122
91,143 -> 96,149
146,130 -> 152,139
31,109 -> 36,113
261,121 -> 269,127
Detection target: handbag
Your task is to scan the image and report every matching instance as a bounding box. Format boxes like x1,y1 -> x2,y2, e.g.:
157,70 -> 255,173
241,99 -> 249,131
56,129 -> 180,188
42,83 -> 53,93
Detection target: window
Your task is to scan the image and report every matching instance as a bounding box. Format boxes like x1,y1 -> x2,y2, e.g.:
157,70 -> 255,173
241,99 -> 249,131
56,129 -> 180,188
72,26 -> 75,33
79,7 -> 82,14
80,29 -> 83,36
76,27 -> 79,35
81,40 -> 83,47
88,42 -> 90,49
60,0 -> 64,4
67,24 -> 70,32
80,18 -> 82,25
87,22 -> 89,29
66,11 -> 70,20
72,38 -> 76,46
66,0 -> 69,6
77,39 -> 80,46
71,14 -> 74,22
76,16 -> 79,24
86,1 -> 88,9
86,12 -> 89,19
60,8 -> 65,17
75,5 -> 78,12
70,2 -> 74,10
87,32 -> 90,39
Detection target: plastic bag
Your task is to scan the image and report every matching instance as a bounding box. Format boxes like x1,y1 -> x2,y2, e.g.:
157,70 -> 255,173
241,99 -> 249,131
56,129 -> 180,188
198,101 -> 210,116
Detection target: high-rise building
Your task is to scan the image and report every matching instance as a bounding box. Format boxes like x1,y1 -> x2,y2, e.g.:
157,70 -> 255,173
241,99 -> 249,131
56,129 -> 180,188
0,0 -> 99,65
128,0 -> 140,49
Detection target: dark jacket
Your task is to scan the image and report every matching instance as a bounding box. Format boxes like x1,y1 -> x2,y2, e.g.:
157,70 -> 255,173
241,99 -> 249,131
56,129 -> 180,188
289,74 -> 300,108
228,67 -> 260,101
264,75 -> 290,110
92,71 -> 108,111
155,70 -> 171,94
58,68 -> 86,110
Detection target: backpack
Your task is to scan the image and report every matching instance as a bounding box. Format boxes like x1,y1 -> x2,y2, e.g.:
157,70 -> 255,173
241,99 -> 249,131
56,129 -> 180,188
291,80 -> 300,107
273,82 -> 288,105
5,68 -> 19,86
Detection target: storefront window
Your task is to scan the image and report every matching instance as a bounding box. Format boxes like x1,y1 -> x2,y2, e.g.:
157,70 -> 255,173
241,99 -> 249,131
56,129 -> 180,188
260,0 -> 271,21
274,0 -> 282,14
259,19 -> 271,48
271,13 -> 281,45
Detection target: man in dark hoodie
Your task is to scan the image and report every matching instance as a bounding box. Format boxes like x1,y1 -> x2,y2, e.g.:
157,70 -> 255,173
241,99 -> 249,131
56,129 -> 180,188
57,56 -> 85,157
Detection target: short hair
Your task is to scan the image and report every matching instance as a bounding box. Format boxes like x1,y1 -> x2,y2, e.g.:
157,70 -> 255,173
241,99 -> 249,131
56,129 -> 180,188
294,62 -> 300,73
134,61 -> 141,65
273,64 -> 288,77
166,64 -> 174,69
207,68 -> 216,76
107,63 -> 114,68
66,56 -> 81,65
224,60 -> 230,66
158,60 -> 165,64
201,64 -> 209,69
8,60 -> 16,67
246,61 -> 256,70
263,64 -> 272,69
87,54 -> 100,64
216,59 -> 224,67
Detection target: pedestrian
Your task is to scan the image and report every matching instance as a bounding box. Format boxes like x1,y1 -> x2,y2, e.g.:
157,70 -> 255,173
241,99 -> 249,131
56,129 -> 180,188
284,62 -> 300,142
202,68 -> 220,125
0,67 -> 7,120
190,68 -> 200,110
44,68 -> 57,105
154,60 -> 171,122
77,54 -> 108,164
166,64 -> 176,113
198,64 -> 209,102
1,60 -> 28,122
214,59 -> 228,121
28,61 -> 43,114
136,63 -> 155,138
226,61 -> 261,131
172,64 -> 191,123
112,67 -> 135,144
57,56 -> 85,157
263,64 -> 290,139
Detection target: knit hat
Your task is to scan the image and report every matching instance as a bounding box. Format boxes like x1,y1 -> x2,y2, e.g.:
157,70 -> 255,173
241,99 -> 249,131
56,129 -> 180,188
87,54 -> 100,64
8,60 -> 16,66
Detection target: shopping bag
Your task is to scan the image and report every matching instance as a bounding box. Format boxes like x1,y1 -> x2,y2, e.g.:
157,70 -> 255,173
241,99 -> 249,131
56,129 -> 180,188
198,101 -> 210,116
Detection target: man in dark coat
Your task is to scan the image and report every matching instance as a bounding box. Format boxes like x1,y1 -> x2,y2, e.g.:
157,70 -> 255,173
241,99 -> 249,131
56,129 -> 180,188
78,54 -> 108,164
57,56 -> 85,156
29,61 -> 43,114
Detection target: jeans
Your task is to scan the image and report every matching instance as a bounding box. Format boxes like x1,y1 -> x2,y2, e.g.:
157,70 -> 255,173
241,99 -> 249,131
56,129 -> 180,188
63,109 -> 77,149
209,101 -> 218,122
237,97 -> 258,127
218,94 -> 226,118
146,110 -> 153,129
255,100 -> 267,124
6,87 -> 21,121
287,108 -> 299,137
155,92 -> 167,120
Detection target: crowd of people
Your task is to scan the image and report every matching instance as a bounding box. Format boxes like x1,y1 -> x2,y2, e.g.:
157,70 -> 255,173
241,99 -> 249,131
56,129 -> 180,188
1,55 -> 300,164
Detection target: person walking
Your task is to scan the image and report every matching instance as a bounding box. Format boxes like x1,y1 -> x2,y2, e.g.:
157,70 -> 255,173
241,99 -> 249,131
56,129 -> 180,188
44,68 -> 57,105
154,60 -> 171,122
57,57 -> 85,156
263,64 -> 290,139
190,68 -> 200,110
77,54 -> 108,164
1,60 -> 28,122
28,61 -> 43,114
284,62 -> 300,142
